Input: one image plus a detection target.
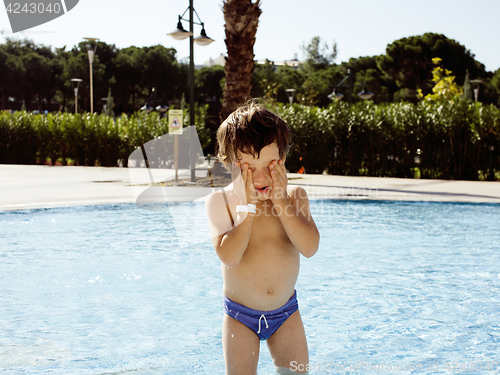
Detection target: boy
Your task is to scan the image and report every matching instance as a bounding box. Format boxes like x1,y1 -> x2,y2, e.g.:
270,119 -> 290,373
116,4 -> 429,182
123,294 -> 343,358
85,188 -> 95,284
205,101 -> 320,375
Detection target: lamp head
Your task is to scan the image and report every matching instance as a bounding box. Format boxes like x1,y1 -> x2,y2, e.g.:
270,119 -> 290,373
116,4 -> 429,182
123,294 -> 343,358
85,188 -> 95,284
358,88 -> 374,100
83,37 -> 99,51
168,17 -> 193,40
156,104 -> 169,113
140,103 -> 154,113
285,89 -> 296,105
71,78 -> 82,96
328,89 -> 344,101
194,24 -> 214,46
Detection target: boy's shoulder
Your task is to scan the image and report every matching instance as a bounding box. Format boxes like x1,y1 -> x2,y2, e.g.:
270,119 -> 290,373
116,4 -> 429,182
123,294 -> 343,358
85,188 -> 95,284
286,185 -> 310,203
286,184 -> 305,194
205,183 -> 238,211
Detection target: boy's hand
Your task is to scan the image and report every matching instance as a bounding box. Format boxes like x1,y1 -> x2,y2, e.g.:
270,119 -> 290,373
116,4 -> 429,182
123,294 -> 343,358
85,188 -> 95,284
233,161 -> 258,205
269,159 -> 288,204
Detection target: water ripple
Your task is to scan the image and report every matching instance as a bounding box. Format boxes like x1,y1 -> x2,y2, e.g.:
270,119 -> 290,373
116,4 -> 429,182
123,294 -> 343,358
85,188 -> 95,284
1,201 -> 499,374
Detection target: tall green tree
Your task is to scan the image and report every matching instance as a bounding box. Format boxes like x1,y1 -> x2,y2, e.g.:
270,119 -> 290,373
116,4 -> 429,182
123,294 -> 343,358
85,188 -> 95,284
329,56 -> 395,105
111,45 -> 186,113
142,45 -> 187,105
22,52 -> 53,110
251,60 -> 281,100
113,46 -> 147,112
195,64 -> 225,152
377,33 -> 486,102
59,44 -> 105,112
301,36 -> 337,72
0,46 -> 22,109
491,68 -> 500,106
1,38 -> 58,111
463,69 -> 473,102
196,65 -> 225,103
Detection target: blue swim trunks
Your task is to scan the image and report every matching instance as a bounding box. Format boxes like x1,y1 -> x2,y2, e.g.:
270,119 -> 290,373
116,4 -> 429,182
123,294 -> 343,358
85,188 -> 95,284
223,291 -> 299,340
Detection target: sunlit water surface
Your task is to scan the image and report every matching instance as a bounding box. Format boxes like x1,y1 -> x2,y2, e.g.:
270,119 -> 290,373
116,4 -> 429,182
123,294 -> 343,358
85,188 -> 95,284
1,200 -> 499,374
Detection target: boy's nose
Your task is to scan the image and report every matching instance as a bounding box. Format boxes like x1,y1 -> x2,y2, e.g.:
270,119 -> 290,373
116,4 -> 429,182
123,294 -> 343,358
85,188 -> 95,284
252,167 -> 271,183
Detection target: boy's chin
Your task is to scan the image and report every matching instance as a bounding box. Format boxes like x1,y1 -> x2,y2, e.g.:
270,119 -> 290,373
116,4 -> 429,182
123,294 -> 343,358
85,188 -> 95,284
256,195 -> 269,202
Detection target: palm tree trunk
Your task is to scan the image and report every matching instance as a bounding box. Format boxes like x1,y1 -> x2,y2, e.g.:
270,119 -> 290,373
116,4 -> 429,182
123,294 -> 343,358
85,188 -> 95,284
220,0 -> 261,122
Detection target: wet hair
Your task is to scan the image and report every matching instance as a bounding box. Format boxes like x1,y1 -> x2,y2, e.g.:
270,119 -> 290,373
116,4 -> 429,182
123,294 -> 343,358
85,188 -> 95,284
216,100 -> 291,166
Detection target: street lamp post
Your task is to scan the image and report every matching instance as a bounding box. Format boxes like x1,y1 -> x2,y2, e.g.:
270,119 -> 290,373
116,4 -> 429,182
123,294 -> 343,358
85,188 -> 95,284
83,37 -> 99,113
286,89 -> 296,105
488,144 -> 495,181
328,69 -> 374,104
168,0 -> 214,182
70,78 -> 83,114
470,79 -> 483,102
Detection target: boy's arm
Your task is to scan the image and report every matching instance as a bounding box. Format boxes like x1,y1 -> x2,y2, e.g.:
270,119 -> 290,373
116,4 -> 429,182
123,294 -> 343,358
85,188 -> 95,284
211,206 -> 254,269
270,161 -> 320,258
205,164 -> 258,268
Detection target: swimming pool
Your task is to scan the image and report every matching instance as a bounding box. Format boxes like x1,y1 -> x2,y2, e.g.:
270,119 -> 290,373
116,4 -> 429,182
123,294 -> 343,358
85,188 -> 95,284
1,200 -> 499,374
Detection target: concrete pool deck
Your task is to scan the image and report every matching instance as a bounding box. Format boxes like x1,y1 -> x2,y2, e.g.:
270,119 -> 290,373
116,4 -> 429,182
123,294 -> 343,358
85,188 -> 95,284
1,164 -> 499,212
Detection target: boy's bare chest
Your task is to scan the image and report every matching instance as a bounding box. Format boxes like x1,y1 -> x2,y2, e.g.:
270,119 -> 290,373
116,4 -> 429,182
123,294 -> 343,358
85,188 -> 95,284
248,202 -> 293,248
238,205 -> 299,291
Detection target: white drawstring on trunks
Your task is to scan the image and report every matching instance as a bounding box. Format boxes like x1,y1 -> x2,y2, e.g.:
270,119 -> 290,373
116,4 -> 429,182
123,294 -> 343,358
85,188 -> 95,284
257,314 -> 269,334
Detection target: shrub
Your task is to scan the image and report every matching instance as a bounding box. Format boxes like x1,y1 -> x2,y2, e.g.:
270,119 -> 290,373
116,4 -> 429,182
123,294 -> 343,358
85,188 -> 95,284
1,102 -> 498,181
273,100 -> 500,180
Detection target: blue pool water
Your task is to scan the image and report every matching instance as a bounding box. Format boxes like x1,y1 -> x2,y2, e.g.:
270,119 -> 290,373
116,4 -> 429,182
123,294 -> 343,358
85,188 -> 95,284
1,200 -> 499,374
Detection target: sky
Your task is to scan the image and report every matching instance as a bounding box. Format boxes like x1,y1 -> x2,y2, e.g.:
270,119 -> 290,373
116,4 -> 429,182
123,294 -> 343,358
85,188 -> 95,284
1,0 -> 500,73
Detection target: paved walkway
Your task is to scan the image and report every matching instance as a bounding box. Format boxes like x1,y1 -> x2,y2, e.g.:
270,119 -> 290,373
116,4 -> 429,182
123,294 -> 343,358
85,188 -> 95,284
1,164 -> 499,212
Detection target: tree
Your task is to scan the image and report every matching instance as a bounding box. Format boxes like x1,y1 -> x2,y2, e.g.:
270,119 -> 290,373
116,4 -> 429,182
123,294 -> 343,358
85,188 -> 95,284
104,88 -> 115,117
22,52 -> 53,110
195,65 -> 226,153
273,65 -> 306,103
113,46 -> 146,112
196,65 -> 225,103
142,45 -> 187,105
251,60 -> 280,101
220,0 -> 262,121
301,36 -> 337,72
0,38 -> 58,111
463,70 -> 473,102
377,33 -> 486,102
417,57 -> 463,102
0,47 -> 23,109
110,45 -> 187,113
59,44 -> 105,112
492,68 -> 500,106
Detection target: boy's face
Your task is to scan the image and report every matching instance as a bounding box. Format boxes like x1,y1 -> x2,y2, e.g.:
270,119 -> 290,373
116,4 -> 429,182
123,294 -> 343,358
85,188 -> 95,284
236,142 -> 284,201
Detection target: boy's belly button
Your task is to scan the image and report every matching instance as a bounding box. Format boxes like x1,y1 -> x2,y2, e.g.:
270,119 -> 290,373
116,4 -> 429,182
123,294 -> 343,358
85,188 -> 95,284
267,288 -> 274,294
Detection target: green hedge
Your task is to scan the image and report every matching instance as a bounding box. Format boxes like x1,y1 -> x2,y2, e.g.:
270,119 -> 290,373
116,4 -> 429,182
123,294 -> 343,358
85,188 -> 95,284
1,100 -> 498,180
0,106 -> 210,167
274,99 -> 500,180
